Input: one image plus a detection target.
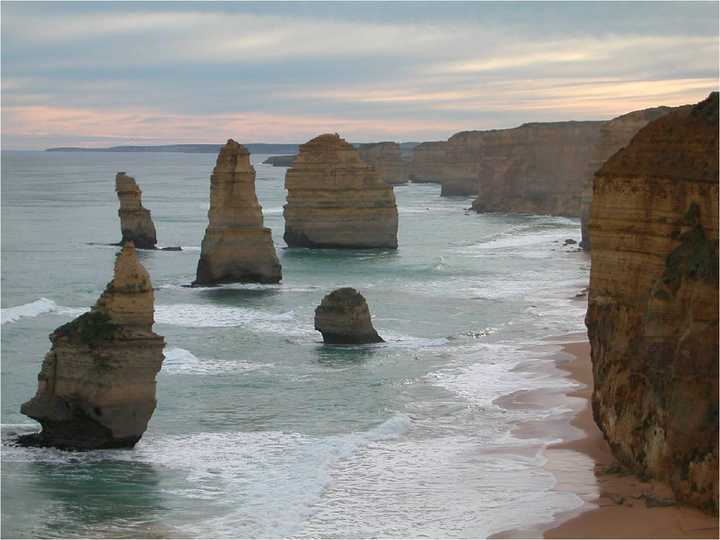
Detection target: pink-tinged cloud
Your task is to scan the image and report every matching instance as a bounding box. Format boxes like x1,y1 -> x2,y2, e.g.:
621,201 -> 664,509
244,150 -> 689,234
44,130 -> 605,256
2,105 -> 469,148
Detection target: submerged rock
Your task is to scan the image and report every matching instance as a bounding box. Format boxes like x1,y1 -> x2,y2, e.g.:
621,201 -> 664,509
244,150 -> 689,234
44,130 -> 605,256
194,140 -> 282,285
116,172 -> 157,249
20,243 -> 165,450
314,288 -> 384,344
587,92 -> 718,512
284,134 -> 398,249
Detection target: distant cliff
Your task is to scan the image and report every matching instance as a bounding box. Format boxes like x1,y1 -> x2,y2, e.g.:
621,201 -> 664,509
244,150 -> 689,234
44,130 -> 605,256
579,106 -> 674,249
262,155 -> 297,167
358,142 -> 409,185
587,92 -> 718,512
46,144 -> 300,154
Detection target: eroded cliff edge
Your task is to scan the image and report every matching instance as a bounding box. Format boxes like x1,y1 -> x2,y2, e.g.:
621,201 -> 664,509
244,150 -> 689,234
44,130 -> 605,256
587,92 -> 719,512
21,243 -> 165,449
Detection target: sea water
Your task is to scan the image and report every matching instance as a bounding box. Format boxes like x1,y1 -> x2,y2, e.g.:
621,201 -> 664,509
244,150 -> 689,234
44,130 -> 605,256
1,150 -> 592,538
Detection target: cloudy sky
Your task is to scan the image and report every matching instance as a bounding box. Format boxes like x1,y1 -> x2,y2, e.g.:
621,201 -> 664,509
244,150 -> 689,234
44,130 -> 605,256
2,1 -> 718,149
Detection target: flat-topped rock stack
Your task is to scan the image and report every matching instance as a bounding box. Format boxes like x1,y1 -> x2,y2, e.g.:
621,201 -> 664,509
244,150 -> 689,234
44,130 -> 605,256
284,133 -> 398,249
587,92 -> 719,512
579,105 -> 674,249
115,172 -> 157,249
315,288 -> 384,344
20,243 -> 165,449
194,140 -> 282,285
358,142 -> 409,185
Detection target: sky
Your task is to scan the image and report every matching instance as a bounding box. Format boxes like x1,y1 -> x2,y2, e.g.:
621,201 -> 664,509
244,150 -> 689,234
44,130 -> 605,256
2,1 -> 718,149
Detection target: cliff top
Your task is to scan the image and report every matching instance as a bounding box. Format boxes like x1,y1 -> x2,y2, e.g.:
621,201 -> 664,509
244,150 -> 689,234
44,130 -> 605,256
215,139 -> 252,170
597,92 -> 718,183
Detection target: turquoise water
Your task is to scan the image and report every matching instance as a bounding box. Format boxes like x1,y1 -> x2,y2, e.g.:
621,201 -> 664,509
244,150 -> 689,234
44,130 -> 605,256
2,150 -> 591,538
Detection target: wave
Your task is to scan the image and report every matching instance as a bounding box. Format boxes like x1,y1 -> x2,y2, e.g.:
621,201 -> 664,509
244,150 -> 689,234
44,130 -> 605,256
162,347 -> 275,375
1,298 -> 84,325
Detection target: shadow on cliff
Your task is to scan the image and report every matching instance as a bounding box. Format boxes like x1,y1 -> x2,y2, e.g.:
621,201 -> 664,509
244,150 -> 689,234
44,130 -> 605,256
191,286 -> 281,302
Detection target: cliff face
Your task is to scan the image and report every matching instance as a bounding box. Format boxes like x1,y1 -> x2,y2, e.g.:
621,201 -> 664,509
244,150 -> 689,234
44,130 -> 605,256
115,172 -> 157,249
194,140 -> 282,285
587,92 -> 719,512
408,141 -> 448,183
579,106 -> 673,249
21,243 -> 165,449
468,121 -> 605,216
284,134 -> 398,249
357,142 -> 409,185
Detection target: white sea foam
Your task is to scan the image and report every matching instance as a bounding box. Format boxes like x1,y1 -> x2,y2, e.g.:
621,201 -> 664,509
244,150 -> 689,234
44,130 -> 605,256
154,304 -> 294,329
162,347 -> 274,375
1,298 -> 85,325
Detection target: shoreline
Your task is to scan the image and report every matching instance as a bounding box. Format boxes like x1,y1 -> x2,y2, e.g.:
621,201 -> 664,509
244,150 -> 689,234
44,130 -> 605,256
495,332 -> 719,539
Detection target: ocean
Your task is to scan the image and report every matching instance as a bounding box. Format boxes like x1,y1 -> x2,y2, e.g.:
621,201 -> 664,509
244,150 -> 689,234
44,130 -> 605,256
1,150 -> 592,538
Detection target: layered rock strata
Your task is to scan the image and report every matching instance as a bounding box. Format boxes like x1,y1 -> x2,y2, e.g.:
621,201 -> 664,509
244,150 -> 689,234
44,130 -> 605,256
408,141 -> 448,183
357,142 -> 409,185
579,106 -> 673,249
587,92 -> 719,512
194,140 -> 282,285
468,121 -> 605,216
116,172 -> 157,249
20,243 -> 165,449
314,288 -> 384,344
284,134 -> 398,249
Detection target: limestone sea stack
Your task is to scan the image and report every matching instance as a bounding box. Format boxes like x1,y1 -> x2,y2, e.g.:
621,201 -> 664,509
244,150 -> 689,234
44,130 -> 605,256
284,134 -> 398,249
579,106 -> 673,249
357,142 -> 409,185
194,140 -> 282,285
314,288 -> 384,344
20,243 -> 165,449
116,172 -> 157,249
409,141 -> 448,183
587,92 -> 718,512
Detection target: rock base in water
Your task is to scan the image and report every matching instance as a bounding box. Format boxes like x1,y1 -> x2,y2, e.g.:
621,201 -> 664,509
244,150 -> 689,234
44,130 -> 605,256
314,288 -> 384,344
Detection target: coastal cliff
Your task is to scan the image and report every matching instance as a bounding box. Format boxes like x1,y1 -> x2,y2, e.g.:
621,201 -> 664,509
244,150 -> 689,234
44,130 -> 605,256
20,243 -> 165,449
115,172 -> 157,249
409,141 -> 448,183
468,121 -> 604,216
284,134 -> 398,249
194,140 -> 281,285
586,92 -> 719,512
357,142 -> 409,185
579,106 -> 673,249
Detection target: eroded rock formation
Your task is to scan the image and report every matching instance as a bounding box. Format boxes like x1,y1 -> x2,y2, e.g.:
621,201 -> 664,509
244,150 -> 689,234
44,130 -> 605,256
579,106 -> 673,249
467,122 -> 605,216
194,140 -> 282,285
20,243 -> 165,449
314,288 -> 384,344
263,155 -> 297,167
116,172 -> 157,249
284,134 -> 398,249
409,141 -> 448,183
358,142 -> 409,185
587,92 -> 719,512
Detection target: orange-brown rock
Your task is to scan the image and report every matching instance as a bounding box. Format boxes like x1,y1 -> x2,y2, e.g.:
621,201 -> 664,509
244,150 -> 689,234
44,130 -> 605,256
20,243 -> 165,449
587,92 -> 719,513
579,106 -> 674,249
314,288 -> 383,344
468,121 -> 605,216
408,141 -> 448,183
358,142 -> 409,185
194,140 -> 282,285
284,134 -> 398,249
116,172 -> 157,249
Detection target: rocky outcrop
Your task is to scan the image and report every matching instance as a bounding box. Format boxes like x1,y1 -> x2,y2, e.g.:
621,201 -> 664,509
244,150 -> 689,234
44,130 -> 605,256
116,172 -> 157,249
314,288 -> 384,344
579,106 -> 674,249
408,141 -> 448,183
468,121 -> 605,216
586,92 -> 719,513
263,155 -> 297,167
441,178 -> 479,197
357,142 -> 409,185
20,243 -> 165,449
194,140 -> 282,285
283,134 -> 398,249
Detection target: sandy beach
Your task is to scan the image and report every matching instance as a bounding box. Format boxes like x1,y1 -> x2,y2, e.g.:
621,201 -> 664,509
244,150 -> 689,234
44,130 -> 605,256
496,332 -> 719,539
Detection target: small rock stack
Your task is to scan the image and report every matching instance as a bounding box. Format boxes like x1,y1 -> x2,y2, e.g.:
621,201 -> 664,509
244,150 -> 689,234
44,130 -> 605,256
116,172 -> 157,249
314,288 -> 384,344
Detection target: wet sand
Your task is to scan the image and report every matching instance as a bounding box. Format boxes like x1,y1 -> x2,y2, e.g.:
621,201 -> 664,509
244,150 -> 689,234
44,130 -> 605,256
493,333 -> 718,539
